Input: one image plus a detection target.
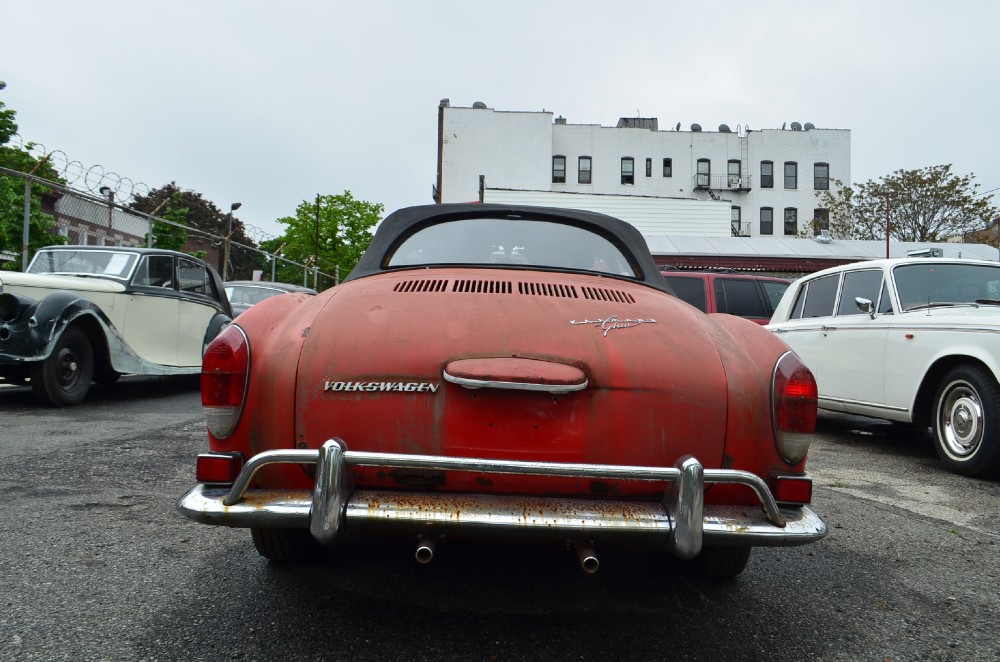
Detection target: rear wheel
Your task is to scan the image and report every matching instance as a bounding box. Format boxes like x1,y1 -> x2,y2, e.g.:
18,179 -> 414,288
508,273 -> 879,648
250,527 -> 322,562
30,327 -> 94,406
686,545 -> 751,579
932,365 -> 1000,478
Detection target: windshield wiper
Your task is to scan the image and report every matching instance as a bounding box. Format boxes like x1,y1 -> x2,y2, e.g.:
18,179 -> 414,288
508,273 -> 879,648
974,299 -> 1000,306
905,302 -> 962,311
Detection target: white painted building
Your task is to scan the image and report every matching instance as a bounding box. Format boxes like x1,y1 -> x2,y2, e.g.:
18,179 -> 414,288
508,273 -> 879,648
435,100 -> 851,239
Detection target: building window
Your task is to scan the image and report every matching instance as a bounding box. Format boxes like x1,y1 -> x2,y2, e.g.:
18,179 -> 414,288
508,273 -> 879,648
760,207 -> 773,235
662,158 -> 672,177
784,162 -> 798,189
814,208 -> 830,232
552,155 -> 566,183
696,159 -> 711,188
761,161 -> 774,188
731,206 -> 743,236
814,162 -> 830,190
728,160 -> 741,188
578,156 -> 592,184
784,207 -> 798,235
78,229 -> 89,245
621,157 -> 634,185
645,158 -> 652,178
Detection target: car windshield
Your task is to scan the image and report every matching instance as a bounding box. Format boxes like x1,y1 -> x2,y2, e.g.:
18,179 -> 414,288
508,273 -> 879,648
226,285 -> 285,305
894,262 -> 1000,311
385,217 -> 638,277
27,249 -> 139,280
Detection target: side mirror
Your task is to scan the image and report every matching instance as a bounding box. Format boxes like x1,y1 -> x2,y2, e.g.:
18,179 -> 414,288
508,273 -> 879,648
855,297 -> 876,320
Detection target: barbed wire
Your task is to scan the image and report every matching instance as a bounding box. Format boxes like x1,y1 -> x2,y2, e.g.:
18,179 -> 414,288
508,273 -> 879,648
7,133 -> 279,243
9,133 -> 150,203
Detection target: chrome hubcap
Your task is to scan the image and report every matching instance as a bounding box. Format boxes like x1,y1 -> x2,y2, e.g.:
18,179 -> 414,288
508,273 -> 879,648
938,381 -> 984,458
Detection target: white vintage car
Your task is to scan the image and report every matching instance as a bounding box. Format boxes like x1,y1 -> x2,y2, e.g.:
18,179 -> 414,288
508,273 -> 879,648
0,246 -> 232,406
768,257 -> 1000,478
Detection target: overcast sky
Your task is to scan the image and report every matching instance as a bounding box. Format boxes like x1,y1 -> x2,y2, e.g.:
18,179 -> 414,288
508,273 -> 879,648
3,0 -> 998,239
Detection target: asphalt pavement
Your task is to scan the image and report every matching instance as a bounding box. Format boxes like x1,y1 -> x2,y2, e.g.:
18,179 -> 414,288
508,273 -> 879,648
1,379 -> 998,661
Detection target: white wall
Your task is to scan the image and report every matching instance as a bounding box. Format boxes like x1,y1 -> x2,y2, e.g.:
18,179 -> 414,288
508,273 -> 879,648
439,106 -> 553,203
482,189 -> 732,237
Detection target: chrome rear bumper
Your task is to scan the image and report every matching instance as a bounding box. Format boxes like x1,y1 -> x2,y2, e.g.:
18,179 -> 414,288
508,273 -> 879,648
177,439 -> 827,560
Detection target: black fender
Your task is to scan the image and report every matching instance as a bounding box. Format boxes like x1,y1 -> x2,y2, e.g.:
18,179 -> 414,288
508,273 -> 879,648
203,312 -> 232,354
0,290 -> 113,364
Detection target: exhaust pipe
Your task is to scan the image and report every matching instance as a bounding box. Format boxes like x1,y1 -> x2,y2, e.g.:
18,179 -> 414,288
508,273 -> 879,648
572,540 -> 599,574
415,534 -> 437,564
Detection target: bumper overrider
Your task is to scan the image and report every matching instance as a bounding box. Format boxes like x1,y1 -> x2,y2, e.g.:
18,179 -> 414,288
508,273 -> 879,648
177,439 -> 827,560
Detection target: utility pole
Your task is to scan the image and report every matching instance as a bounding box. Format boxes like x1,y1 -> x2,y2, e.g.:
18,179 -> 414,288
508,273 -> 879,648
222,202 -> 242,280
885,192 -> 891,259
314,194 -> 320,290
22,153 -> 53,270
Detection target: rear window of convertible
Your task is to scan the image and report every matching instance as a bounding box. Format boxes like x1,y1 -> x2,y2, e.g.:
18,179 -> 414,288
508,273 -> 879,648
385,217 -> 639,278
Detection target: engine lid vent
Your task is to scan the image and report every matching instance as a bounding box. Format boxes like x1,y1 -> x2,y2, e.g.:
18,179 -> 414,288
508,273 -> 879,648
394,279 -> 449,293
581,286 -> 636,303
453,280 -> 513,294
518,282 -> 578,298
392,279 -> 634,303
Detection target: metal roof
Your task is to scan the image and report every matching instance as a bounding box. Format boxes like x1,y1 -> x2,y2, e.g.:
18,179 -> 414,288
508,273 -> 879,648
643,235 -> 998,272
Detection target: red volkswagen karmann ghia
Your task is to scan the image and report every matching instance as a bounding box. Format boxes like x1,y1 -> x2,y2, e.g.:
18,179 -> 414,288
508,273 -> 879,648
178,203 -> 826,579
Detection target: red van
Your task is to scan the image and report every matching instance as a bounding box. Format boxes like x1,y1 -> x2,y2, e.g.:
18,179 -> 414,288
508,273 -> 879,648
660,270 -> 790,325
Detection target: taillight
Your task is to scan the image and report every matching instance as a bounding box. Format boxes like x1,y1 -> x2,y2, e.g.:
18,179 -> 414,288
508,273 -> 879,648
772,351 -> 817,464
202,325 -> 250,439
195,452 -> 245,485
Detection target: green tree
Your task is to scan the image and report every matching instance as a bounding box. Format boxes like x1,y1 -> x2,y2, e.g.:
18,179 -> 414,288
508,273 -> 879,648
130,182 -> 258,278
0,98 -> 66,269
143,191 -> 189,251
272,191 -> 382,288
815,165 -> 998,242
0,98 -> 16,145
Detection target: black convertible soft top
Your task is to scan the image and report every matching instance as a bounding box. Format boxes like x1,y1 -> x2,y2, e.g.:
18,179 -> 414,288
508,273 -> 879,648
345,203 -> 671,293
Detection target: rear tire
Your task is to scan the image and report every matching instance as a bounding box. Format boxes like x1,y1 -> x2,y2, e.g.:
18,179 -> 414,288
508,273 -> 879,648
250,527 -> 322,562
687,545 -> 751,579
30,327 -> 94,406
932,365 -> 1000,478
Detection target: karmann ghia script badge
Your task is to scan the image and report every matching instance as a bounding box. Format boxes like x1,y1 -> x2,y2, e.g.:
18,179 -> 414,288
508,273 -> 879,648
570,315 -> 657,337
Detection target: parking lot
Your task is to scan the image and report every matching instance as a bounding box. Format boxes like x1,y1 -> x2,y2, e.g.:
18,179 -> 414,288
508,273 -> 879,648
1,376 -> 999,661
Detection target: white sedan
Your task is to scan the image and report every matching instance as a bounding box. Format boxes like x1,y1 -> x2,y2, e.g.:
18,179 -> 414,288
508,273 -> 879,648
768,257 -> 1000,478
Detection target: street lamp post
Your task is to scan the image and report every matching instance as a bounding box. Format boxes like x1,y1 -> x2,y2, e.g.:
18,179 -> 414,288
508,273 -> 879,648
222,202 -> 242,280
99,186 -> 114,233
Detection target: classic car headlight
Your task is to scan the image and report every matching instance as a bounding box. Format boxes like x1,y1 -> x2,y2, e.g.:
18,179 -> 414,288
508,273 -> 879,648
771,351 -> 818,464
201,324 -> 250,439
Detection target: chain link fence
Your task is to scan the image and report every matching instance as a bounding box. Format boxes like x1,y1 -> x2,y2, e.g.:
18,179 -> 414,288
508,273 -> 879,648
1,165 -> 337,289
